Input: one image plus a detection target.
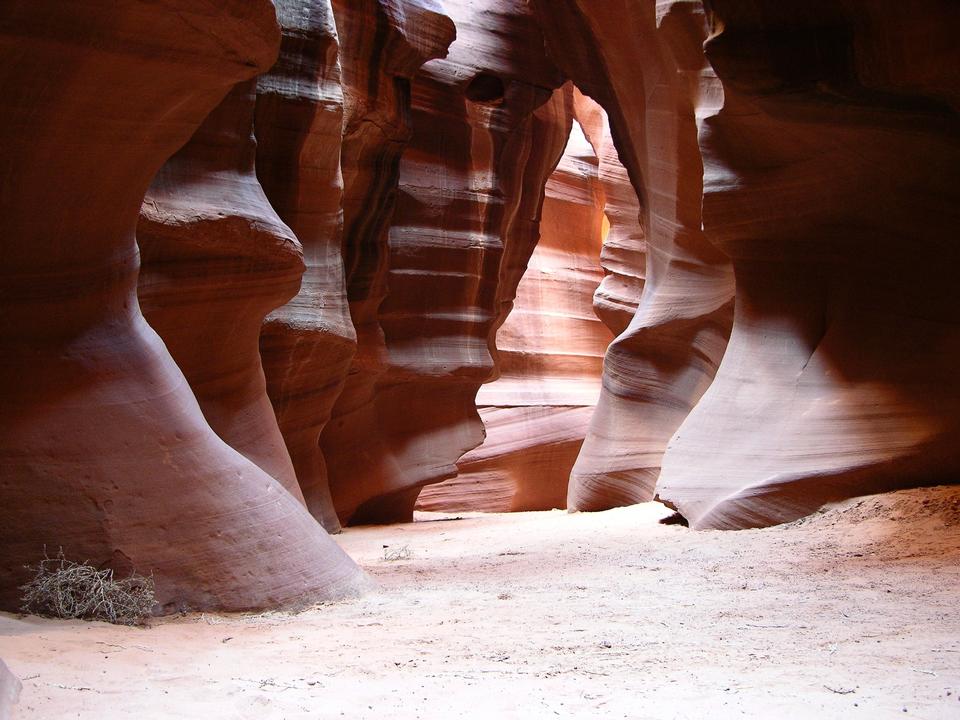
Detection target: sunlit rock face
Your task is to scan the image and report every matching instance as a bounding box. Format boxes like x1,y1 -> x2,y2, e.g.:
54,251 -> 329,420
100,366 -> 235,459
0,1 -> 367,612
657,0 -> 960,529
417,105 -> 613,513
325,0 -> 570,525
138,80 -> 307,503
253,0 -> 357,532
572,90 -> 647,338
530,0 -> 735,512
317,0 -> 457,529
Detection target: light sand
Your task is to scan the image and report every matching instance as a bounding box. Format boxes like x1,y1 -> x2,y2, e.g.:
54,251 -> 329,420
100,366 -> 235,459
2,486 -> 959,719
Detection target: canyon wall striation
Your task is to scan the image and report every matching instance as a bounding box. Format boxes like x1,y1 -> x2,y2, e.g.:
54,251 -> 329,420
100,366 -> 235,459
253,0 -> 357,532
318,0 -> 457,527
0,0 -> 366,613
656,0 -> 960,528
530,0 -> 735,512
324,0 -> 570,525
138,80 -> 307,502
417,106 -> 613,513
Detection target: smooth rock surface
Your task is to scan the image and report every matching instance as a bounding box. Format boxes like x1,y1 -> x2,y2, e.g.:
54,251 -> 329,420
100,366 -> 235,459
573,90 -> 646,338
0,0 -> 366,612
418,110 -> 613,512
657,0 -> 960,528
319,0 -> 457,527
326,0 -> 570,525
255,0 -> 357,531
530,0 -> 735,512
138,80 -> 307,502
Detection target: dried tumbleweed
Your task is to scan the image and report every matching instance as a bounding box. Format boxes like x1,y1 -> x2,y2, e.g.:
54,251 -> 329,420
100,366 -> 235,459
20,549 -> 155,625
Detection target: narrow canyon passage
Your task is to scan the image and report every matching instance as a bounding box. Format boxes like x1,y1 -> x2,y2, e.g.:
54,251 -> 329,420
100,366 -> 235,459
418,114 -> 615,514
2,1 -> 960,718
2,487 -> 958,719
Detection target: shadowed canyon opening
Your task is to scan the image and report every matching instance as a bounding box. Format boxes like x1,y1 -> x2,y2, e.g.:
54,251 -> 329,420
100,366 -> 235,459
1,2 -> 958,719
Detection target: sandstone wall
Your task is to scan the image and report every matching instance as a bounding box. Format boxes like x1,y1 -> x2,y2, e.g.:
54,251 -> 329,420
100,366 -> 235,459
325,0 -> 570,525
253,0 -> 357,532
318,0 -> 457,527
417,107 -> 613,513
657,0 -> 960,528
530,0 -> 735,512
138,80 -> 307,503
0,1 -> 366,612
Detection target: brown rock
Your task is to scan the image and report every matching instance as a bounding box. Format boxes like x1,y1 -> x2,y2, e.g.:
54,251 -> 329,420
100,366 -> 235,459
573,90 -> 646,338
0,1 -> 366,612
255,0 -> 357,532
326,0 -> 570,524
530,0 -> 735,512
138,80 -> 307,502
418,102 -> 613,512
657,0 -> 960,528
318,0 -> 457,528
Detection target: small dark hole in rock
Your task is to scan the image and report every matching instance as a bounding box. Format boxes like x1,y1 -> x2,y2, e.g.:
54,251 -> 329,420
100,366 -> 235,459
465,73 -> 505,104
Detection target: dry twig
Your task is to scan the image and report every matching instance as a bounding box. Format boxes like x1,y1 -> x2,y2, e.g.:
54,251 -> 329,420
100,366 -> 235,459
20,548 -> 155,625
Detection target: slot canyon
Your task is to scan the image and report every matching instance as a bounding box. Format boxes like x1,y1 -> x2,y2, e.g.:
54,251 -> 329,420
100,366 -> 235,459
0,1 -> 957,718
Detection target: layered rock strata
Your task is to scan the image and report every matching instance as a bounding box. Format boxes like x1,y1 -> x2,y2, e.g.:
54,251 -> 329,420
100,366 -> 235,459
138,81 -> 306,501
530,0 -> 735,512
573,90 -> 647,337
254,0 -> 357,531
657,0 -> 960,528
417,115 -> 612,512
325,0 -> 570,524
0,1 -> 366,612
318,0 -> 457,527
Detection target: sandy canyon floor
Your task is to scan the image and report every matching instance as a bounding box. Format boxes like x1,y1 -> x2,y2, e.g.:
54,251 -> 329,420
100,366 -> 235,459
1,487 -> 959,719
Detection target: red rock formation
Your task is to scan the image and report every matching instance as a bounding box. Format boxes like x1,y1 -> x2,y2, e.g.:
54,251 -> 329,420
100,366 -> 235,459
0,1 -> 366,612
325,0 -> 570,524
530,0 -> 735,512
573,90 -> 647,338
318,0 -> 457,528
138,81 -> 306,501
254,0 -> 357,531
0,660 -> 18,720
656,0 -> 960,528
417,110 -> 613,512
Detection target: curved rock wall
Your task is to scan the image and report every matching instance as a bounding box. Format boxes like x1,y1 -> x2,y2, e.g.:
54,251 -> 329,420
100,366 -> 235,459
0,1 -> 366,612
325,0 -> 569,525
417,108 -> 613,513
656,0 -> 960,528
572,90 -> 647,338
318,0 -> 457,528
530,0 -> 735,512
254,0 -> 357,532
138,80 -> 307,502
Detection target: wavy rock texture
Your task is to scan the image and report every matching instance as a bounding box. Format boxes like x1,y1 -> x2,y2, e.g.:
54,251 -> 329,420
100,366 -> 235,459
325,0 -> 570,525
657,0 -> 960,528
0,0 -> 366,612
572,90 -> 647,338
318,0 -> 457,529
417,110 -> 612,512
530,0 -> 735,512
138,81 -> 307,501
0,659 -> 18,720
254,0 -> 357,531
